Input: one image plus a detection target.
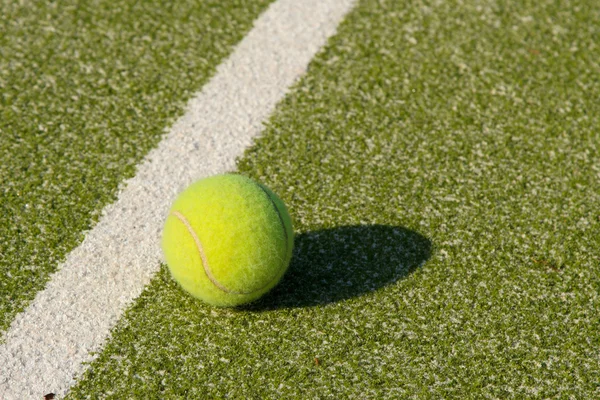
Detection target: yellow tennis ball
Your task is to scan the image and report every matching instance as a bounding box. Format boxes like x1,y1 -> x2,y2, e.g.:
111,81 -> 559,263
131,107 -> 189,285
162,174 -> 294,307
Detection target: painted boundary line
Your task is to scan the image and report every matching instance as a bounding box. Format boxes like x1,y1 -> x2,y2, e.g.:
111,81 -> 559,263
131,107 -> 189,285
0,0 -> 355,398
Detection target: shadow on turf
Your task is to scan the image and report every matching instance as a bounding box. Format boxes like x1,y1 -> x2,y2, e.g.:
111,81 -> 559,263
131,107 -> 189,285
240,225 -> 432,311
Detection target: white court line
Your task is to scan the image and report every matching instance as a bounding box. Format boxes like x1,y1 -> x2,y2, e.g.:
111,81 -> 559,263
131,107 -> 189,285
0,0 -> 355,398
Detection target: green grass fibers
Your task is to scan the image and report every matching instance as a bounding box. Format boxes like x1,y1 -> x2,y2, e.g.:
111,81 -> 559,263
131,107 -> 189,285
0,0 -> 273,334
32,0 -> 600,398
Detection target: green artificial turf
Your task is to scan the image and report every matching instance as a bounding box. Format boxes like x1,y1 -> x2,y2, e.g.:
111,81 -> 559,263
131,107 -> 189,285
64,0 -> 600,397
0,0 -> 273,334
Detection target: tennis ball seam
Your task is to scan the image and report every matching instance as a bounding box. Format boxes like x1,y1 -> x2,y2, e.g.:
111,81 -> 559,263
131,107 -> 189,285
171,207 -> 288,296
256,183 -> 290,257
170,210 -> 232,293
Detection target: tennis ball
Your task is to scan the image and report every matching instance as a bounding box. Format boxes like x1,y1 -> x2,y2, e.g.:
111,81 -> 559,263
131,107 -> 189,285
161,174 -> 294,307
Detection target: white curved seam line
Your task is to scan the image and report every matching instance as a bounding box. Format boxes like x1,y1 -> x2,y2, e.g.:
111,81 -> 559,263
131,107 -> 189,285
256,184 -> 291,259
170,211 -> 234,294
171,209 -> 286,296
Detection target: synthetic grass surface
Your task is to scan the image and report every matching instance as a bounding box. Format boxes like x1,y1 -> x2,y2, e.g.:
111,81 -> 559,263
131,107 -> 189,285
0,0 -> 273,333
68,0 -> 600,398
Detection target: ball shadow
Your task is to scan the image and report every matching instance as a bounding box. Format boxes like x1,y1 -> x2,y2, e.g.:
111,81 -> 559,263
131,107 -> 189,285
241,224 -> 432,311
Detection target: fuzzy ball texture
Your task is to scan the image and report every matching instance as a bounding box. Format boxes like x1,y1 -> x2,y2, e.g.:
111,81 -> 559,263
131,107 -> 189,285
162,174 -> 294,307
